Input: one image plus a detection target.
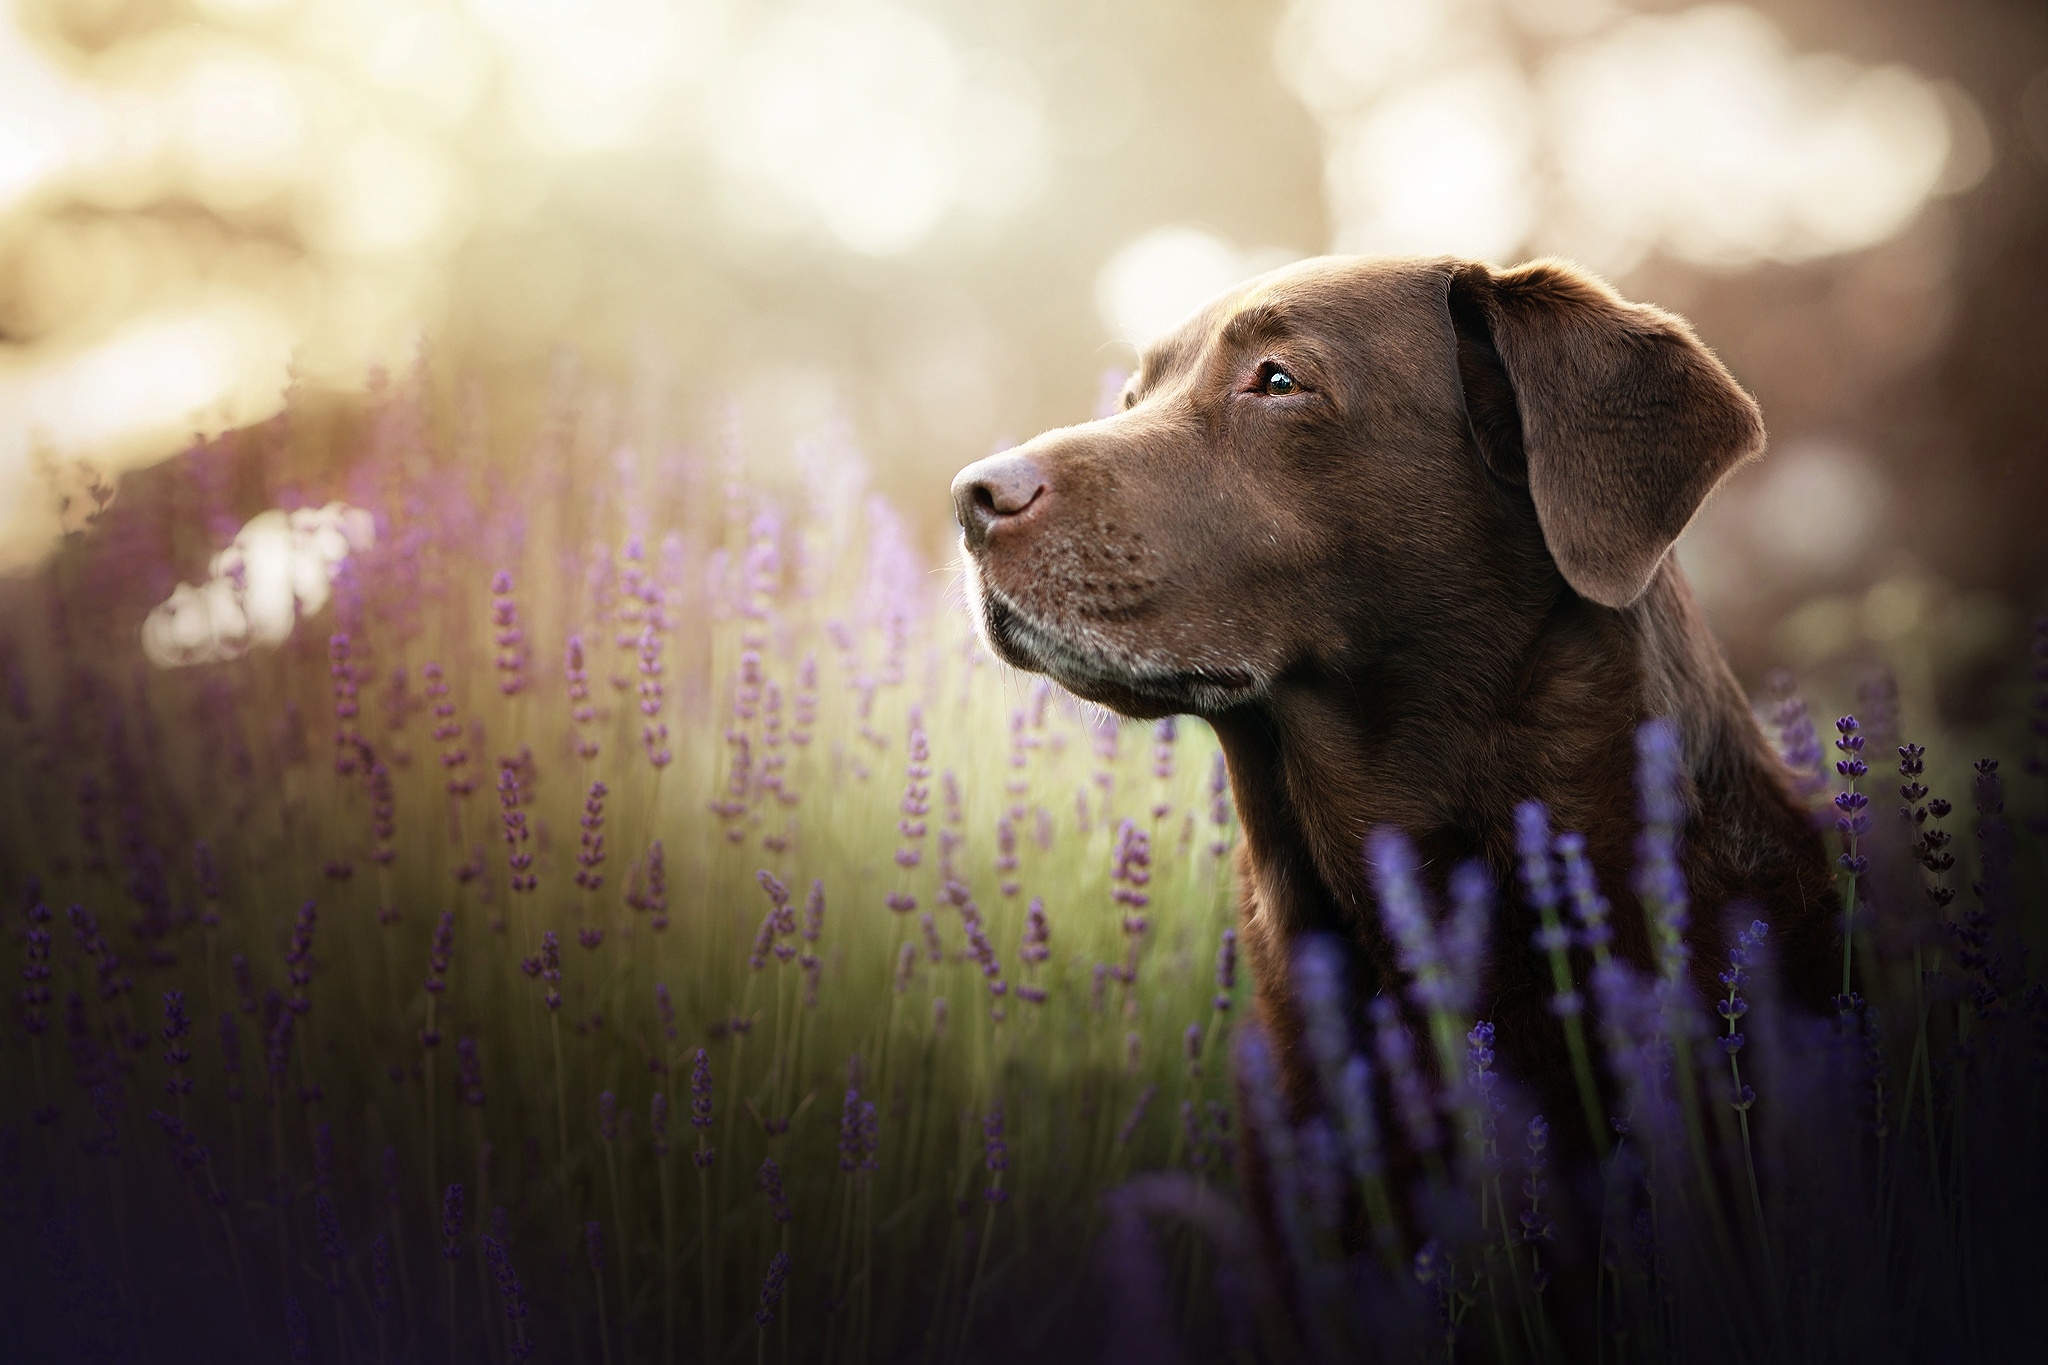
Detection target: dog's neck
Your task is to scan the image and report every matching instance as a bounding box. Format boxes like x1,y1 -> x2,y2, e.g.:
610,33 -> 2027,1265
1208,562 -> 1805,1004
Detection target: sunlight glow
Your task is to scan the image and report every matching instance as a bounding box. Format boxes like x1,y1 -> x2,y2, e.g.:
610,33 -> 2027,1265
707,1 -> 1047,255
142,503 -> 377,668
1278,0 -> 1968,271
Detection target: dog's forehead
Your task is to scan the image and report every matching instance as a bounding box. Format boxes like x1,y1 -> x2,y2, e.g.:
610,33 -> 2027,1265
1139,255 -> 1452,378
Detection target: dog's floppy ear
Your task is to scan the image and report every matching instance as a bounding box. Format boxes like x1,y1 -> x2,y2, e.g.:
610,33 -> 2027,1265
1445,258 -> 1764,609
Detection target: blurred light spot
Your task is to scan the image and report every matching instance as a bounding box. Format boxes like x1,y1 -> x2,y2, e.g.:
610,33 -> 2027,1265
1929,82 -> 1993,196
1773,593 -> 1858,666
1500,0 -> 1617,39
708,1 -> 1046,255
143,504 -> 376,668
1277,2 -> 1967,273
193,0 -> 296,17
1096,227 -> 1267,345
953,55 -> 1051,219
0,302 -> 297,572
1275,0 -> 1481,116
318,4 -> 492,131
167,47 -> 307,209
1744,438 -> 1885,578
2023,67 -> 2048,166
1544,7 -> 1952,267
468,0 -> 690,153
2,303 -> 295,454
0,20 -> 100,210
1862,574 -> 1933,643
1324,62 -> 1533,260
312,129 -> 461,256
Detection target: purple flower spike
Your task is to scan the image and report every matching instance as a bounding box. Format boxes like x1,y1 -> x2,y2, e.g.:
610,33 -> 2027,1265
983,1104 -> 1010,1201
161,991 -> 193,1096
1634,719 -> 1691,983
1214,927 -> 1237,1012
650,1092 -> 670,1158
442,1183 -> 464,1261
481,1234 -> 533,1359
1234,1021 -> 1307,1262
585,1219 -> 605,1274
315,1191 -> 347,1293
690,1049 -> 715,1168
754,1250 -> 791,1326
1367,826 -> 1459,1012
838,1085 -> 863,1173
1443,862 -> 1493,1013
1371,996 -> 1440,1154
757,1156 -> 792,1224
491,571 -> 528,696
575,781 -> 607,891
286,1295 -> 311,1364
370,1233 -> 392,1317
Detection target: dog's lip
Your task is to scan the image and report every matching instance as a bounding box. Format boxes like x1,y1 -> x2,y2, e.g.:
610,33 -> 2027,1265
983,591 -> 1259,700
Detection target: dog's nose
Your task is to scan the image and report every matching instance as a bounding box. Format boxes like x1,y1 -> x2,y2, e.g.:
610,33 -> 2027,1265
951,450 -> 1047,550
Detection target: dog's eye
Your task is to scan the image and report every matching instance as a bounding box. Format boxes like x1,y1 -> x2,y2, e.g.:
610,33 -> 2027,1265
1259,365 -> 1299,396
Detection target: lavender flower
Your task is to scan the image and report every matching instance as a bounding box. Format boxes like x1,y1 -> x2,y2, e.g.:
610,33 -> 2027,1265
491,571 -> 527,696
585,1219 -> 605,1274
1554,831 -> 1613,957
636,840 -> 670,930
1634,719 -> 1691,983
498,763 -> 536,894
456,1036 -> 485,1108
838,1086 -> 863,1173
218,1012 -> 243,1104
315,1191 -> 347,1293
983,1104 -> 1010,1201
650,1091 -> 670,1159
481,1233 -> 533,1359
1371,995 -> 1439,1154
654,983 -> 678,1045
283,900 -> 317,1015
1213,928 -> 1237,1012
575,781 -> 607,891
286,1294 -> 311,1364
894,708 -> 932,878
423,661 -> 473,798
1764,671 -> 1828,801
754,1250 -> 791,1326
370,1233 -> 392,1318
1020,897 -> 1050,969
1234,1022 -> 1307,1265
690,1049 -> 715,1168
421,911 -> 454,1047
757,1156 -> 792,1224
442,1183 -> 464,1261
1519,1116 -> 1557,1289
1718,919 -> 1768,1110
19,905 -> 51,1039
566,634 -> 598,760
160,992 -> 193,1096
1205,751 -> 1235,857
1118,1085 -> 1157,1145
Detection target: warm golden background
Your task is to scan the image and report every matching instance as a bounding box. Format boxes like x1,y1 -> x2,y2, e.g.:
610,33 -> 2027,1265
4,0 -> 2045,717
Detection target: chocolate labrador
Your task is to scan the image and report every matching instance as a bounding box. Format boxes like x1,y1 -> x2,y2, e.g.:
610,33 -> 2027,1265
949,255 -> 1835,1188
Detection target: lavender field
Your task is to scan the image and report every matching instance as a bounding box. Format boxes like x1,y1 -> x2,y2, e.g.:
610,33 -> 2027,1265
2,372 -> 2045,1364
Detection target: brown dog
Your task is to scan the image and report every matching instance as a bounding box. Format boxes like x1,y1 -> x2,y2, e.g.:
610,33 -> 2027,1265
950,254 -> 1836,1179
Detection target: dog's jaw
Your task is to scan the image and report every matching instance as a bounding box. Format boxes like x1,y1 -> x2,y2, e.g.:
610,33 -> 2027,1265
960,551 -> 1267,717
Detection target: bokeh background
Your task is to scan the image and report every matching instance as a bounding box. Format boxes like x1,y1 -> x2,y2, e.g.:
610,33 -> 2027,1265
3,0 -> 2045,718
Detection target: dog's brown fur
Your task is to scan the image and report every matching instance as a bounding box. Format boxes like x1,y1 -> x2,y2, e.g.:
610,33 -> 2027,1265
951,255 -> 1835,1215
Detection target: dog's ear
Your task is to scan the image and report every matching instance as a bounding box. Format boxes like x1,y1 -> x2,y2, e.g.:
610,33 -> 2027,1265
1445,258 -> 1763,609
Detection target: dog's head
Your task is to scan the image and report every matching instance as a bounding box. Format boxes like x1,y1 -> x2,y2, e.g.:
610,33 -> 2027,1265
952,255 -> 1763,718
